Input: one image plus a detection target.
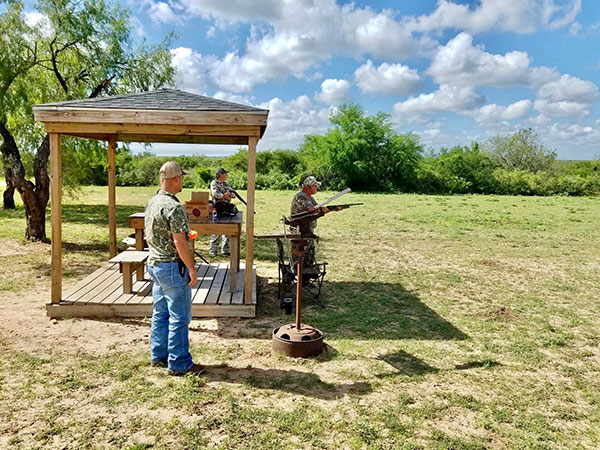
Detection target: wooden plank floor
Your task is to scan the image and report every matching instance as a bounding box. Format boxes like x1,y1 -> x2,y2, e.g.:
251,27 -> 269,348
47,262 -> 256,318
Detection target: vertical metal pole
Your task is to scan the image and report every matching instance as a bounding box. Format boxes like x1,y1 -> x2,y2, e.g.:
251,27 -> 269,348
295,247 -> 304,330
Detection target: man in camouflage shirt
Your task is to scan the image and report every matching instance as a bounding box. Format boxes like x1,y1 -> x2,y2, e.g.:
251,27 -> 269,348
290,176 -> 324,266
144,161 -> 204,376
291,176 -> 321,234
209,168 -> 234,256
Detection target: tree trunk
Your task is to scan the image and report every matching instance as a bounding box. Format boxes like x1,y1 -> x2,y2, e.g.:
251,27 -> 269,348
0,121 -> 50,241
2,168 -> 15,209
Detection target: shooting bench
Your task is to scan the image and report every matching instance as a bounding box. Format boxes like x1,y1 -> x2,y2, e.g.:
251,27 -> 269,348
128,211 -> 243,293
276,238 -> 327,306
108,250 -> 149,294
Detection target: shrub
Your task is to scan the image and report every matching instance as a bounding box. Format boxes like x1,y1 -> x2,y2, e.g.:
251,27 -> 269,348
299,104 -> 422,192
226,171 -> 248,190
491,169 -> 538,195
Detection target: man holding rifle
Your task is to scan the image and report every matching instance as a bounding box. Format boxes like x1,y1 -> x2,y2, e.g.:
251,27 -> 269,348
209,168 -> 234,256
290,176 -> 341,265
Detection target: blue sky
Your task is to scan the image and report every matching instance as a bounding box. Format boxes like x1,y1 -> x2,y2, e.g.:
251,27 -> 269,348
28,0 -> 600,159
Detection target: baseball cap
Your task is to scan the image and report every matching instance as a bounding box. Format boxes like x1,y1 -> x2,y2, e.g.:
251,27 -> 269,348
302,176 -> 321,187
216,168 -> 229,176
159,161 -> 189,179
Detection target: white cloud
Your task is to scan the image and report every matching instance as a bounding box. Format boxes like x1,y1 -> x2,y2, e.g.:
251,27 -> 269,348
547,122 -> 596,141
184,0 -> 282,23
426,32 -> 597,127
149,0 -> 582,36
24,11 -> 52,38
504,100 -> 533,119
469,100 -> 532,124
539,122 -> 600,159
146,1 -> 183,25
541,0 -> 583,30
569,21 -> 583,36
528,66 -> 562,90
130,16 -> 147,37
315,79 -> 351,105
533,99 -> 592,118
406,0 -> 582,35
354,60 -> 421,96
536,74 -> 598,103
170,47 -> 213,94
428,33 -> 532,88
393,85 -> 485,116
145,0 -> 433,93
530,75 -> 597,120
24,11 -> 45,27
257,96 -> 332,149
423,128 -> 441,138
212,91 -> 255,105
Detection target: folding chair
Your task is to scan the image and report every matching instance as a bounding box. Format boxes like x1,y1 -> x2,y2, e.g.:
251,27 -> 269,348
276,238 -> 327,307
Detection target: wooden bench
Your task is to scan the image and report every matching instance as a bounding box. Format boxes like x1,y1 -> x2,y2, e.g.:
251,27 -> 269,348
109,251 -> 149,294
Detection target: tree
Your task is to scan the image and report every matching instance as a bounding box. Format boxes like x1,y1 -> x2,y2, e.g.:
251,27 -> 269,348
299,104 -> 422,191
0,0 -> 39,209
416,143 -> 499,194
0,0 -> 174,240
485,128 -> 556,173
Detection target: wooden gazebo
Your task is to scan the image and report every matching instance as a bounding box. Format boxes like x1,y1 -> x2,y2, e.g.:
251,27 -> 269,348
33,89 -> 269,318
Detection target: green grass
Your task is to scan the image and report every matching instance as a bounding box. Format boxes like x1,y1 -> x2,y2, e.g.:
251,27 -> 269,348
1,187 -> 600,448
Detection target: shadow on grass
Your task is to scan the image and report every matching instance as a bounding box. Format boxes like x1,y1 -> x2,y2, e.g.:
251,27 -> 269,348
62,241 -> 111,252
49,269 -> 466,342
454,359 -> 501,370
253,238 -> 278,262
254,279 -> 468,341
62,204 -> 143,227
1,204 -> 144,228
377,351 -> 439,377
200,364 -> 372,399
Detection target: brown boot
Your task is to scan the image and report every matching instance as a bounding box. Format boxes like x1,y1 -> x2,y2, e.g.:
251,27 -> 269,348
168,363 -> 206,376
150,360 -> 167,368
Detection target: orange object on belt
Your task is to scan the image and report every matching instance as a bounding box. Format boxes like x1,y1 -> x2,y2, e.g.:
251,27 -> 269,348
189,230 -> 198,240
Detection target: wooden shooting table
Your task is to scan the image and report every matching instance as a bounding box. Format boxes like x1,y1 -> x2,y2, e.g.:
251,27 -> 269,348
128,211 -> 243,292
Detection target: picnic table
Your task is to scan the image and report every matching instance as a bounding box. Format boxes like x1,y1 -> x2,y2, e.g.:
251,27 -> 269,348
128,211 -> 243,292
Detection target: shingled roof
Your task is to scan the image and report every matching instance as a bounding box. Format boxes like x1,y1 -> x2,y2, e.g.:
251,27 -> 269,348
35,88 -> 267,113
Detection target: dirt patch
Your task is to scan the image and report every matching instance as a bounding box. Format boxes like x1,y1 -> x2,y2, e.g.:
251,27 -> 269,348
0,285 -> 147,357
0,240 -> 48,258
491,306 -> 517,320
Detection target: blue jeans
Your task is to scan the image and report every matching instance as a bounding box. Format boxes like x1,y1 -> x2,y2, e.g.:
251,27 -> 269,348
148,262 -> 193,372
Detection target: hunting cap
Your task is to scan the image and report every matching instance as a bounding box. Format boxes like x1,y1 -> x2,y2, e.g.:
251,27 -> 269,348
216,168 -> 229,177
302,176 -> 321,187
159,161 -> 189,179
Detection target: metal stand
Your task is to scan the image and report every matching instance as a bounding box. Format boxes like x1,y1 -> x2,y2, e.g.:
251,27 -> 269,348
272,239 -> 324,357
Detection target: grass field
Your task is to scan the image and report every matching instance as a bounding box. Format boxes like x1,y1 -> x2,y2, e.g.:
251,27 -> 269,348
0,186 -> 599,449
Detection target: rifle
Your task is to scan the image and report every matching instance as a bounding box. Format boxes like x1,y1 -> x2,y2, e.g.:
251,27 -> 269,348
229,188 -> 256,214
288,203 -> 363,221
229,188 -> 246,206
284,203 -> 363,235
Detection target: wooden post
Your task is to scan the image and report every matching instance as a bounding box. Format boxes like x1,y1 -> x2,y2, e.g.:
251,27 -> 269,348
244,136 -> 258,303
50,133 -> 62,304
107,136 -> 117,257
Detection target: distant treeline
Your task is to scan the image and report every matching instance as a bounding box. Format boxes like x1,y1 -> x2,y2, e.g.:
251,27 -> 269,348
11,104 -> 600,196
103,145 -> 600,197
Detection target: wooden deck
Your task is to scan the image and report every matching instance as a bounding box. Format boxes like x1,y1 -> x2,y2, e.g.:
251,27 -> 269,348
46,262 -> 256,318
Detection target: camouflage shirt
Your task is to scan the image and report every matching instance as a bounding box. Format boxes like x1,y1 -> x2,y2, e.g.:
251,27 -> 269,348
291,190 -> 318,231
144,190 -> 190,266
210,179 -> 233,203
